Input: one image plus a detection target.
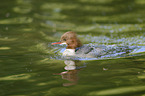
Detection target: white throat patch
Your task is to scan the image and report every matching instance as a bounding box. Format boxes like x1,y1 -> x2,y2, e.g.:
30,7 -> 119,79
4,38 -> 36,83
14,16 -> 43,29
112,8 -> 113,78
61,42 -> 67,45
63,49 -> 75,56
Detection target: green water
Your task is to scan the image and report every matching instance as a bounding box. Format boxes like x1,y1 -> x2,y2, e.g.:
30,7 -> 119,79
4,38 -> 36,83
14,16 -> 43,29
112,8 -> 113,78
0,0 -> 145,96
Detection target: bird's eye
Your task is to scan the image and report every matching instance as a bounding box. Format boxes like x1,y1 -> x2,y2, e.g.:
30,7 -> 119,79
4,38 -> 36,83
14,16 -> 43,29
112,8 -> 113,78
63,39 -> 66,41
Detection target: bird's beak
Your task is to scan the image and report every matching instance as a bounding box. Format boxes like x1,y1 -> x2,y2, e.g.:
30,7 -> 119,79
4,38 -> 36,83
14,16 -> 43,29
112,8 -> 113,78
51,42 -> 62,45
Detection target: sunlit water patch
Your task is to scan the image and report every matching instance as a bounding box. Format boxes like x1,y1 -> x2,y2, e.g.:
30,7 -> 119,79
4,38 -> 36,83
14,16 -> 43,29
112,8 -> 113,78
79,35 -> 145,46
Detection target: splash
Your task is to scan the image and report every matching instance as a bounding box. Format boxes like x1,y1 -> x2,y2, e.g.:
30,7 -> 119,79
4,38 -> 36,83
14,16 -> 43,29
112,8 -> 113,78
50,44 -> 145,60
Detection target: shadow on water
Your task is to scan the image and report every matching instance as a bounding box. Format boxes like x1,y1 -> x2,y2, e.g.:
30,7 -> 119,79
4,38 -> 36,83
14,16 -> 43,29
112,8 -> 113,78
31,0 -> 145,37
34,0 -> 144,24
0,0 -> 145,96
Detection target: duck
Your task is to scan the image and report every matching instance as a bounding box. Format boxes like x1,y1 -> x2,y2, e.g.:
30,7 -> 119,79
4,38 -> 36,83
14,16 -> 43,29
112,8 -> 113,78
51,31 -> 136,58
51,31 -> 104,58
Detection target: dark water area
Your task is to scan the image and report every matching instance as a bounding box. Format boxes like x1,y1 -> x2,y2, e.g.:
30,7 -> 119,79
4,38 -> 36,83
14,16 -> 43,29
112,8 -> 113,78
0,0 -> 145,96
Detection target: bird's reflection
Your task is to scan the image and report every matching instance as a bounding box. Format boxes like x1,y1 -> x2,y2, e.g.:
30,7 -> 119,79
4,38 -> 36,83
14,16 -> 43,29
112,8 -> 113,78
54,60 -> 86,86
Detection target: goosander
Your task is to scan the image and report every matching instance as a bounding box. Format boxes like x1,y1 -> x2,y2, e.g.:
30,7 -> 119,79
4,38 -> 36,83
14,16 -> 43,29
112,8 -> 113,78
51,31 -> 100,57
51,31 -> 136,58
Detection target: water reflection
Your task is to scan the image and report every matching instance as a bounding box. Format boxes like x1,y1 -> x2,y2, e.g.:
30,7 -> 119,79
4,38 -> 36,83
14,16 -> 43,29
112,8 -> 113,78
54,60 -> 86,86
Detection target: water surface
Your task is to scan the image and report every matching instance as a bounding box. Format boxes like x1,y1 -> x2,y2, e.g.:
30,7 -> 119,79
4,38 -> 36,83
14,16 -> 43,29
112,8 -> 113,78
0,0 -> 145,96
